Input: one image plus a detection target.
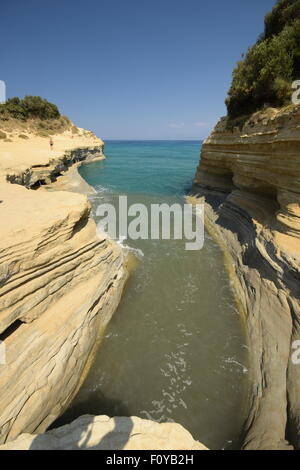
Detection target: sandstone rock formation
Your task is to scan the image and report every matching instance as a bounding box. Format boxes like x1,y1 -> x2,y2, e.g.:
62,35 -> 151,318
0,138 -> 127,444
190,106 -> 300,450
0,414 -> 207,450
0,128 -> 207,451
0,127 -> 105,187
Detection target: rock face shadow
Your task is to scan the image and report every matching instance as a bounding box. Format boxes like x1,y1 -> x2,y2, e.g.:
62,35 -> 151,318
29,415 -> 134,450
50,389 -> 131,429
28,391 -> 134,450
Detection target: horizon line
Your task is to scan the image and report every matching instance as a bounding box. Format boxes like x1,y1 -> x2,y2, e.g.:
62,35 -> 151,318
102,138 -> 204,141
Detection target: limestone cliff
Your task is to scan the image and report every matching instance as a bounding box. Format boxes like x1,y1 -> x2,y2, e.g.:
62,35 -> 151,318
0,126 -> 105,187
0,415 -> 207,450
0,131 -> 128,444
190,105 -> 300,450
192,107 -> 300,449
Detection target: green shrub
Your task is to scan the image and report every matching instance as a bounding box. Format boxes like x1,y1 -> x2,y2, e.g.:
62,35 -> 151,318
0,130 -> 7,139
37,131 -> 49,138
61,115 -> 71,125
0,96 -> 60,121
264,0 -> 300,39
0,97 -> 26,120
38,121 -> 47,129
18,134 -> 29,139
22,96 -> 60,120
226,0 -> 300,118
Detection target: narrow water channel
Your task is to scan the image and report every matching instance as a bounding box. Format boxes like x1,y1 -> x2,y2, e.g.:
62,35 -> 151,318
56,141 -> 249,449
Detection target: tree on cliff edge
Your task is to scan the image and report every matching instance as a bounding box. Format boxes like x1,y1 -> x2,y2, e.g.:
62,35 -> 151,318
226,0 -> 300,119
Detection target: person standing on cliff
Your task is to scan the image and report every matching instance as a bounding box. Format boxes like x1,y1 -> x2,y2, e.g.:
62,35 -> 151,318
49,137 -> 53,150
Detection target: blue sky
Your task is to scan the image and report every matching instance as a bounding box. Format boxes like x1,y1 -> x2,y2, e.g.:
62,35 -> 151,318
2,0 -> 275,139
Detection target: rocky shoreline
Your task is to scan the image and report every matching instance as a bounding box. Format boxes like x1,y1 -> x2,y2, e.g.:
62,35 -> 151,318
0,415 -> 207,450
0,130 -> 206,450
0,131 -> 128,444
189,106 -> 300,450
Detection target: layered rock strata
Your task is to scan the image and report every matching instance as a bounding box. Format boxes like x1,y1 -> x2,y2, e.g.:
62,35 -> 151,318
0,143 -> 126,444
5,145 -> 104,188
190,106 -> 300,450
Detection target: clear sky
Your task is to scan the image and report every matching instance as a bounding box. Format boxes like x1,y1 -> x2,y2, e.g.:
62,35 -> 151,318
1,0 -> 275,140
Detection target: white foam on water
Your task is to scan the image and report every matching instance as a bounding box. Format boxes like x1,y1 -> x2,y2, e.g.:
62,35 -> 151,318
116,237 -> 145,258
95,184 -> 113,193
224,357 -> 248,374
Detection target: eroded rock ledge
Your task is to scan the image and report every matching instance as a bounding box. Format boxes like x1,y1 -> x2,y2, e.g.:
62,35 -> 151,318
5,145 -> 104,188
0,136 -> 128,445
190,106 -> 300,450
0,127 -> 105,188
0,415 -> 207,450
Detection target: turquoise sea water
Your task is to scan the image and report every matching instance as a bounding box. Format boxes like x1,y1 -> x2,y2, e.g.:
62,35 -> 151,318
79,140 -> 201,196
56,141 -> 249,449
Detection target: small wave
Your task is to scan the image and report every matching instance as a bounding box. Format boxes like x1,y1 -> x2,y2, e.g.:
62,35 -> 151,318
224,357 -> 248,374
94,184 -> 113,193
117,237 -> 144,258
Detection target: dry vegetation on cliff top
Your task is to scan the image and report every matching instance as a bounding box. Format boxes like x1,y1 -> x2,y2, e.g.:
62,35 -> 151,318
226,102 -> 300,131
0,95 -> 97,141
